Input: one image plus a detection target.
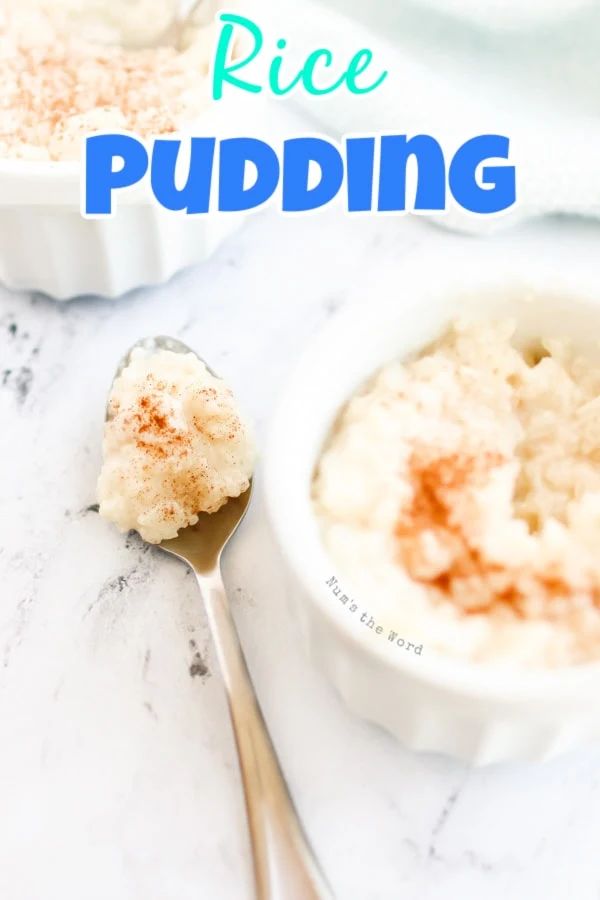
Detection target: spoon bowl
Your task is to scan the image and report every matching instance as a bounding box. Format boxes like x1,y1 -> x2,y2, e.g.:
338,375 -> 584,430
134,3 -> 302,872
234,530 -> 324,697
108,334 -> 216,406
160,486 -> 252,573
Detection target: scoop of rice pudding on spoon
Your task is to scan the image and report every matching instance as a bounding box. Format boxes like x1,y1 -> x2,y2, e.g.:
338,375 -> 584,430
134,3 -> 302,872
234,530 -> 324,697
98,340 -> 254,542
98,337 -> 331,900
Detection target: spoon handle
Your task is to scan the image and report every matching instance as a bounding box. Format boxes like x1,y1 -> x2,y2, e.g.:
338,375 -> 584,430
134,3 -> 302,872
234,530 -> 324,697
196,568 -> 333,900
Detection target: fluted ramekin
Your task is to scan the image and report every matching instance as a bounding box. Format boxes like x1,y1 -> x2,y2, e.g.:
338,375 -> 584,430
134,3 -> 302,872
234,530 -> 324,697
0,97 -> 256,299
265,233 -> 600,764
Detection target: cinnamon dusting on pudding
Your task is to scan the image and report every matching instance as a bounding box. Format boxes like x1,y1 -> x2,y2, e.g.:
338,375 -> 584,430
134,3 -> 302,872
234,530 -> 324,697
98,349 -> 255,544
313,319 -> 600,667
0,2 -> 216,160
395,452 -> 587,618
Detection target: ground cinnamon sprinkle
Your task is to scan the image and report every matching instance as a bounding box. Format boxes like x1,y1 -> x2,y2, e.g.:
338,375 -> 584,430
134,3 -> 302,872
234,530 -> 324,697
396,452 -> 503,535
314,319 -> 600,667
395,452 -> 587,617
0,3 -> 214,160
98,349 -> 255,544
134,390 -> 178,443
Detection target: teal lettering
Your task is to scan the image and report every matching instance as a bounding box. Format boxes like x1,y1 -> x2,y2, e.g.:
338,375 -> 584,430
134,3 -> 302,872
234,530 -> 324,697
212,13 -> 263,100
346,49 -> 387,94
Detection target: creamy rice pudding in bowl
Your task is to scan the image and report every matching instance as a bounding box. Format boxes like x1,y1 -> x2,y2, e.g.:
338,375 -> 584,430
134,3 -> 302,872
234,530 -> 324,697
0,0 -> 253,298
265,236 -> 600,764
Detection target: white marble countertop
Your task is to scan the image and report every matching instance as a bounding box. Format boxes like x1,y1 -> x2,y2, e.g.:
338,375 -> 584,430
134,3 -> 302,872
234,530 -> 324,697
1,210 -> 599,900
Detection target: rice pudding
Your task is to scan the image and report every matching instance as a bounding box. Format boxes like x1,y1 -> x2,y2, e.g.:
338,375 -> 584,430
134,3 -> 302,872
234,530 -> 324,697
0,0 -> 217,160
98,348 -> 255,543
313,320 -> 600,668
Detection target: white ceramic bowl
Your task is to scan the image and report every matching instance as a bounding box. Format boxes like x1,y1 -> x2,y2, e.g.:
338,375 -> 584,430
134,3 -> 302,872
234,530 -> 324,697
265,235 -> 600,765
0,98 -> 255,300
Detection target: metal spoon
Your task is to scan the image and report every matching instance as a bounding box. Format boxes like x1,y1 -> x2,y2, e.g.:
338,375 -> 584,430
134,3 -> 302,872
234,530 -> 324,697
126,0 -> 207,51
107,336 -> 332,900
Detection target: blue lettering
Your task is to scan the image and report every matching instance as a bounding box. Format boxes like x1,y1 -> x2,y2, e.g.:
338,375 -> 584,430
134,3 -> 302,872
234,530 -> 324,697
151,138 -> 215,213
218,138 -> 280,211
345,137 -> 375,212
378,135 -> 446,212
449,135 -> 515,213
85,134 -> 148,215
282,138 -> 344,211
